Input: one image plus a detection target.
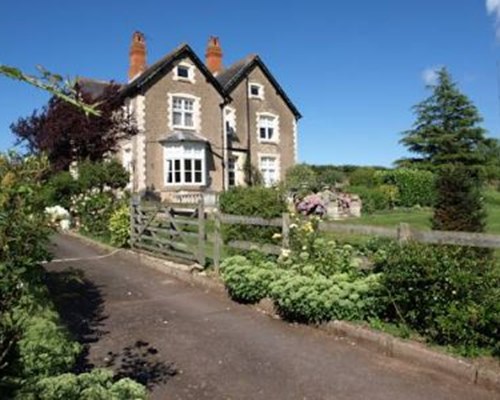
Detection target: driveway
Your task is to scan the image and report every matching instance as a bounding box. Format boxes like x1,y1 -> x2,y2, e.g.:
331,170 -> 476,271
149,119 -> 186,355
45,234 -> 497,400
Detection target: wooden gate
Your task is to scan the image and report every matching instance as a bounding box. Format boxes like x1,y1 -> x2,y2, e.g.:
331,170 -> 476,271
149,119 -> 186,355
130,196 -> 206,265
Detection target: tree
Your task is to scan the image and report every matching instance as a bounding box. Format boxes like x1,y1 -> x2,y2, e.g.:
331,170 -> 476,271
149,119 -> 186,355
397,68 -> 489,171
400,68 -> 490,232
11,83 -> 136,171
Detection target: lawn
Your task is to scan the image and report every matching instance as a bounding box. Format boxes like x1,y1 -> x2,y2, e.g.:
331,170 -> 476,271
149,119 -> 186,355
338,190 -> 500,235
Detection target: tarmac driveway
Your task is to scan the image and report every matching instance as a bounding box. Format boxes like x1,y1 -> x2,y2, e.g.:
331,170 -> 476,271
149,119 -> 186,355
45,234 -> 497,400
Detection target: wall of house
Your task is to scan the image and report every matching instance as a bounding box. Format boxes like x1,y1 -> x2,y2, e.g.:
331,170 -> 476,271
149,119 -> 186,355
142,56 -> 225,197
228,65 -> 297,182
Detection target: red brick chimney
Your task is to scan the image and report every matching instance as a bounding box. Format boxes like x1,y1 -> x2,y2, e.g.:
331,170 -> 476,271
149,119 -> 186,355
205,36 -> 223,75
128,31 -> 147,81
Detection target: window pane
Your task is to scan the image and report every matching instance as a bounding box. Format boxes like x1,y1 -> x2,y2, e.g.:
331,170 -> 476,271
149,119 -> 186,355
185,171 -> 192,183
268,128 -> 274,139
260,127 -> 267,139
185,100 -> 194,110
173,112 -> 182,125
173,98 -> 182,110
194,159 -> 202,171
251,85 -> 259,96
184,112 -> 193,127
177,66 -> 189,78
184,159 -> 192,171
195,172 -> 202,183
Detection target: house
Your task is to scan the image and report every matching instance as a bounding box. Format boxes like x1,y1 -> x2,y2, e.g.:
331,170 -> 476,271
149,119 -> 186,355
119,31 -> 301,203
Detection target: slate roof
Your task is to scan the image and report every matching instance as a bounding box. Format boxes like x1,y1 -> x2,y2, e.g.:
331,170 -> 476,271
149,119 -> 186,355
216,55 -> 302,119
120,44 -> 228,101
160,131 -> 208,143
76,77 -> 117,99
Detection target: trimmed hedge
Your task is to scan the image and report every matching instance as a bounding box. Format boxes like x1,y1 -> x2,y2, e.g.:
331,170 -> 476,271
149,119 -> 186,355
376,169 -> 435,207
219,186 -> 287,244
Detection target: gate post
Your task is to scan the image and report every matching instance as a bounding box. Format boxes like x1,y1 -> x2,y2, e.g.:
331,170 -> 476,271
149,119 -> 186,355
197,197 -> 206,267
130,194 -> 141,248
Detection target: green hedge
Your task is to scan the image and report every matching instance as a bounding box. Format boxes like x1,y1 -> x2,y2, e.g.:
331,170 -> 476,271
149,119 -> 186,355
347,185 -> 390,213
219,186 -> 287,244
376,169 -> 435,207
374,242 -> 500,356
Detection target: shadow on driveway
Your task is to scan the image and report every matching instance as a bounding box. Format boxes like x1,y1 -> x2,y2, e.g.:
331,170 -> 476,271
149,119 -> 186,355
45,267 -> 177,390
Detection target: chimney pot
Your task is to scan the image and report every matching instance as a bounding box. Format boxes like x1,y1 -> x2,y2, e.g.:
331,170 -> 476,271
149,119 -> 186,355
205,36 -> 223,75
129,31 -> 147,81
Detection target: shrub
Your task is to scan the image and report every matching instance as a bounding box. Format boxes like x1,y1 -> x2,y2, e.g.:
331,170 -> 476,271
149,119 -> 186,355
42,171 -> 82,210
78,159 -> 129,192
374,242 -> 500,355
284,164 -> 318,195
349,168 -> 378,187
220,255 -> 277,303
317,168 -> 346,188
270,270 -> 382,323
109,204 -> 130,247
219,186 -> 286,244
432,165 -> 486,232
375,169 -> 435,207
74,191 -> 116,238
35,369 -> 147,400
347,186 -> 389,213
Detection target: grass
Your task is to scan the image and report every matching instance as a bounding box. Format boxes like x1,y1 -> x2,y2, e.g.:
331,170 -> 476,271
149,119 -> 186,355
337,190 -> 500,234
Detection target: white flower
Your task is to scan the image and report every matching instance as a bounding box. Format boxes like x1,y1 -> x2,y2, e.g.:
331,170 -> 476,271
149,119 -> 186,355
60,219 -> 70,230
280,249 -> 291,258
289,223 -> 298,229
272,233 -> 282,240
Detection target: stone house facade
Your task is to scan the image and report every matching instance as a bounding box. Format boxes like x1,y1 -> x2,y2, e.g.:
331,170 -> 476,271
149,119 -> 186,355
118,32 -> 301,202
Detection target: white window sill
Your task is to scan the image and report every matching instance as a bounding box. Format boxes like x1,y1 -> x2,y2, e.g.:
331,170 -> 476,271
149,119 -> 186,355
173,76 -> 195,84
258,139 -> 279,144
172,125 -> 196,131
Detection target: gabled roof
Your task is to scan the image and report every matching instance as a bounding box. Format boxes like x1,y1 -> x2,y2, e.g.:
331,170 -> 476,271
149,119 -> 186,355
216,55 -> 302,119
120,44 -> 229,101
76,77 -> 118,100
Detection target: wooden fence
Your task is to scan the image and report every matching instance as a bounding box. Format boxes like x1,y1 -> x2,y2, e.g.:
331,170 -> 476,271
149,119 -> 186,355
130,196 -> 500,271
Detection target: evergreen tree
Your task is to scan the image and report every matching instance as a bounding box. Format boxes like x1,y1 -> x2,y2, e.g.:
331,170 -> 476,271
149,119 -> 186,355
397,68 -> 489,171
400,68 -> 491,232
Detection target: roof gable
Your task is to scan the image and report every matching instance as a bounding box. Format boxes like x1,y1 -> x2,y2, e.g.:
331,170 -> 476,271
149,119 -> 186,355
216,55 -> 302,119
121,44 -> 228,101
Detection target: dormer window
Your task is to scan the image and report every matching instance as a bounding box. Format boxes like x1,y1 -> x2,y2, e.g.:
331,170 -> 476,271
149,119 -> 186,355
177,66 -> 189,78
174,63 -> 195,83
249,83 -> 264,99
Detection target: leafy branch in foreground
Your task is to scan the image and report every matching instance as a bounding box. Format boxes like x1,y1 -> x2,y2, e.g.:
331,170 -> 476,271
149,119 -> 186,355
0,64 -> 99,116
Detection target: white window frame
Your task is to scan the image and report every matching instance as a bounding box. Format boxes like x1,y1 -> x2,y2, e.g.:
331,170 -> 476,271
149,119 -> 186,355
249,82 -> 264,100
173,62 -> 196,83
168,93 -> 200,131
224,106 -> 236,138
227,155 -> 238,187
256,112 -> 279,143
258,153 -> 280,187
164,143 -> 206,186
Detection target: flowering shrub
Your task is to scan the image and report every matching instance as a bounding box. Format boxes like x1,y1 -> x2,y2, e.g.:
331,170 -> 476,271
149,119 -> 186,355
109,205 -> 130,247
220,255 -> 277,303
72,191 -> 115,238
270,270 -> 381,323
45,205 -> 71,230
296,194 -> 326,216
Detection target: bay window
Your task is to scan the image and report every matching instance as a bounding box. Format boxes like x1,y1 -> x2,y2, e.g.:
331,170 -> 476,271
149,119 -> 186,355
164,143 -> 206,186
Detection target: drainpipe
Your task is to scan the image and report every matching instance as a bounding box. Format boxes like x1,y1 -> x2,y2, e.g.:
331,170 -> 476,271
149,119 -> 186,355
221,103 -> 227,191
245,77 -> 252,185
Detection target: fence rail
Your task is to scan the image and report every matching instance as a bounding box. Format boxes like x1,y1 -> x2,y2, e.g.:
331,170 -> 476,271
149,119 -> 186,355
131,196 -> 500,272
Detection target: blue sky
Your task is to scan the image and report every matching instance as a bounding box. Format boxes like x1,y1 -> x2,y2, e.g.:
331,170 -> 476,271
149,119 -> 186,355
1,0 -> 500,166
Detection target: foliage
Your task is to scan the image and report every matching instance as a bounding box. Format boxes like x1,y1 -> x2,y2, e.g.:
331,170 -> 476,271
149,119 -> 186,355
374,242 -> 500,356
220,255 -> 277,303
35,369 -> 147,400
376,169 -> 435,207
432,165 -> 487,233
349,168 -> 378,187
11,84 -> 137,171
109,205 -> 130,247
219,186 -> 286,244
0,64 -> 99,116
316,168 -> 346,188
78,159 -> 130,192
73,191 -> 116,239
270,270 -> 382,323
397,68 -> 490,171
42,171 -> 81,210
285,164 -> 318,195
347,185 -> 390,213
